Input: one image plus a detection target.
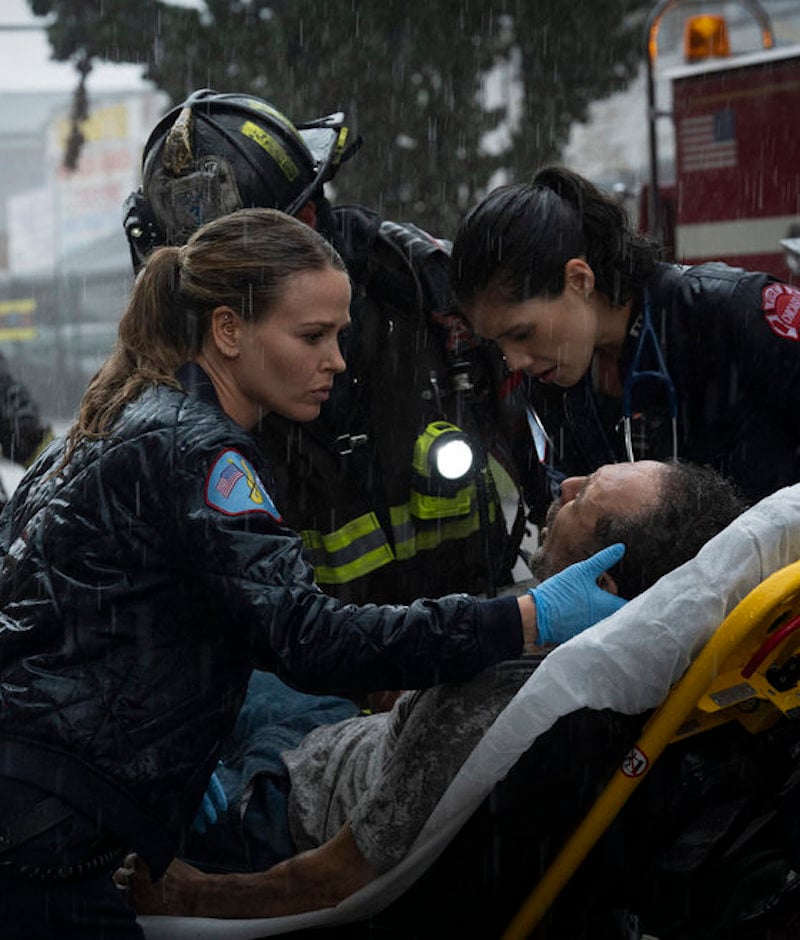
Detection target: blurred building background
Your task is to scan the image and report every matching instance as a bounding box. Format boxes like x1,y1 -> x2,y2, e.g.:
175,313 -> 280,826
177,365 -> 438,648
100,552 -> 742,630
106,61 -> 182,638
0,88 -> 166,421
0,0 -> 165,424
0,0 -> 798,433
563,0 -> 800,223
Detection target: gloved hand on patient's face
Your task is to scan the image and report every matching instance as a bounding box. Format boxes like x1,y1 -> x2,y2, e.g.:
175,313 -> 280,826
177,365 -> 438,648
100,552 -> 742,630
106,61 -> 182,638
192,767 -> 228,835
528,543 -> 627,647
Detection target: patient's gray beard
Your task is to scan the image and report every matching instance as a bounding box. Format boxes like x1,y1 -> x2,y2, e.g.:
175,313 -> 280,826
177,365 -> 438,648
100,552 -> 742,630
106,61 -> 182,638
528,545 -> 558,582
544,497 -> 562,530
529,497 -> 564,581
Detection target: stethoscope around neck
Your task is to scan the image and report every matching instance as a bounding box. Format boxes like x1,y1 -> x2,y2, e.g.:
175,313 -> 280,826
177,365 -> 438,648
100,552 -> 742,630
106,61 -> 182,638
621,291 -> 678,462
524,290 -> 678,499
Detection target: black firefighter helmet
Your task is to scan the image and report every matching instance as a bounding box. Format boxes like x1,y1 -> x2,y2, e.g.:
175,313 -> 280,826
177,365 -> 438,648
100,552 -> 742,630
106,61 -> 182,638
123,88 -> 360,270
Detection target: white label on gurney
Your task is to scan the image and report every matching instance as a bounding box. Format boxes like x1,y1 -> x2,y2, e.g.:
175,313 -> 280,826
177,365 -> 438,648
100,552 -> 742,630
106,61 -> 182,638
621,746 -> 649,778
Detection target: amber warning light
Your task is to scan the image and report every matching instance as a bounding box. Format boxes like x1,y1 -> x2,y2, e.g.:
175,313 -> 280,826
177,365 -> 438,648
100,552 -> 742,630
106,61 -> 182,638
683,14 -> 731,62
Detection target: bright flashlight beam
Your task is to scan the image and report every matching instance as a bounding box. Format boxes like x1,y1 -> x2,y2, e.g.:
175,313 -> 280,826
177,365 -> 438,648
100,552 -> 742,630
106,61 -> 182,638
434,439 -> 474,481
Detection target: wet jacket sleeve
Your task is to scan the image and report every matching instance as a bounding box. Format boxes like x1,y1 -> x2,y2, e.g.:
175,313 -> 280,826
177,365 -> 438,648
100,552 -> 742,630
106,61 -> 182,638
672,267 -> 800,428
656,265 -> 800,503
172,439 -> 523,694
725,273 -> 800,430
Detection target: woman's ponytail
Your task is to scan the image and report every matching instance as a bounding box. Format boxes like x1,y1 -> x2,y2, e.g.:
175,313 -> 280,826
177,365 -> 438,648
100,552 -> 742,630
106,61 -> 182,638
533,165 -> 661,305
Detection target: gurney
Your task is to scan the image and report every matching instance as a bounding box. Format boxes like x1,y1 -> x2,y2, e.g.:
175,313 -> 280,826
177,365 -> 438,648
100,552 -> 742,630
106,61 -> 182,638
139,482 -> 800,939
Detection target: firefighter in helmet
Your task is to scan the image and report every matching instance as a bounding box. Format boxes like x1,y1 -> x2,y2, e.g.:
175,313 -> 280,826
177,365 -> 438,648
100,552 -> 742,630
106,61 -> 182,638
125,89 -> 526,604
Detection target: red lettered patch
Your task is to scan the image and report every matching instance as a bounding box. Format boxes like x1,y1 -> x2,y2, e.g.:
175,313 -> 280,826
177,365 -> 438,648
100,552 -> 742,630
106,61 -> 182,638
762,282 -> 800,341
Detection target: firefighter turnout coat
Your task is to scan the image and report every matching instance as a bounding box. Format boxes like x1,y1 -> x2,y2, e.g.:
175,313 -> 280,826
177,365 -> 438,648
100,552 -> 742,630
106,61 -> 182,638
257,205 -> 526,605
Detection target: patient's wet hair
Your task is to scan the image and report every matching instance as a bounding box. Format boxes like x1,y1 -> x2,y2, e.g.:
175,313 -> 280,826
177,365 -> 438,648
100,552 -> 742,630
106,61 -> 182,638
593,461 -> 747,599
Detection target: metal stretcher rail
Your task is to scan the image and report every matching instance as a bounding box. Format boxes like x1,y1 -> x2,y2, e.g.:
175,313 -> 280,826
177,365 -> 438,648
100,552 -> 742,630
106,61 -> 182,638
503,558 -> 800,940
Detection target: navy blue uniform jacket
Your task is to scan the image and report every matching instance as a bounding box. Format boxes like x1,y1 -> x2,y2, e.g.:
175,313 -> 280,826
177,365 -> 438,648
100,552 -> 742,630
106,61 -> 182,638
0,364 -> 521,874
524,262 -> 800,520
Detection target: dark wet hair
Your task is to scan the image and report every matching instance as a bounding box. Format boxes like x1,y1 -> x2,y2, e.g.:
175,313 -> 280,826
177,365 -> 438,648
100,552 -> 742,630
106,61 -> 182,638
450,165 -> 661,309
593,461 -> 747,599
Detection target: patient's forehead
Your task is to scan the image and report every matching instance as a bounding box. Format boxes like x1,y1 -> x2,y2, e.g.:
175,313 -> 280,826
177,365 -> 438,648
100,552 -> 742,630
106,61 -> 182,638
583,460 -> 665,516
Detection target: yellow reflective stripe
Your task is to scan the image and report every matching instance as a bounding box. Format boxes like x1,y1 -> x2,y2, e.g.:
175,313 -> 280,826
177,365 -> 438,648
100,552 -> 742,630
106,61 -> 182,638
242,99 -> 306,145
300,484 -> 503,584
311,543 -> 395,585
302,511 -> 384,554
389,501 -> 497,561
334,127 -> 349,163
239,121 -> 299,181
300,512 -> 395,585
408,482 -> 475,520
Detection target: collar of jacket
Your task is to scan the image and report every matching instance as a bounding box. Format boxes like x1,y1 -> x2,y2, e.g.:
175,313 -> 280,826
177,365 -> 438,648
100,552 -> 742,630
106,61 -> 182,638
176,361 -> 222,410
331,204 -> 382,277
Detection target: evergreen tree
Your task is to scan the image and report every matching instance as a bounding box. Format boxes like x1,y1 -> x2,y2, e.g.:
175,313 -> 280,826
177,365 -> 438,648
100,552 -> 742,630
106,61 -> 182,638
30,0 -> 649,234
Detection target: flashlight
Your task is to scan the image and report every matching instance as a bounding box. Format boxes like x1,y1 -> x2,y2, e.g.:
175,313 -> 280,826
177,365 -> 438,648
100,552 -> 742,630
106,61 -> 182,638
433,435 -> 473,480
413,421 -> 475,484
410,422 -> 476,521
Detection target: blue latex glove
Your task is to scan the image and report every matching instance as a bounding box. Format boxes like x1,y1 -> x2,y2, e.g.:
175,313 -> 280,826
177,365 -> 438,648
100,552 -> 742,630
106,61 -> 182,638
192,767 -> 228,835
529,543 -> 627,647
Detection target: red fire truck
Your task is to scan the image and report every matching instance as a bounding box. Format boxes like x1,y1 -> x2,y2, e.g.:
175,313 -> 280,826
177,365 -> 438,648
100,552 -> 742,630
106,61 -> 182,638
642,2 -> 800,281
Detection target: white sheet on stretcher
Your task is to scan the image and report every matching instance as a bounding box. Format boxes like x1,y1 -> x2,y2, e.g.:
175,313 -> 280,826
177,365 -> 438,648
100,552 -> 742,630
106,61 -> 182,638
140,482 -> 800,939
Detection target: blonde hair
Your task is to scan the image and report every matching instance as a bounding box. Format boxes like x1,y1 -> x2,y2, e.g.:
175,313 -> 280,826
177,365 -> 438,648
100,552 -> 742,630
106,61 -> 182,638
64,208 -> 344,463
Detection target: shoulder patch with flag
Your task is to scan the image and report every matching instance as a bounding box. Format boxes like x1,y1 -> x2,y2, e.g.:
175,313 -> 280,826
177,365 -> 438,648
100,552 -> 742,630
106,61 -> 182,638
205,449 -> 282,520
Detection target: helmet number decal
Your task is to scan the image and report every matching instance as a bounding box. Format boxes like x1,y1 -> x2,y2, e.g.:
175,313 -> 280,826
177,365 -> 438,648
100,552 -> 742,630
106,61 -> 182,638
240,121 -> 299,182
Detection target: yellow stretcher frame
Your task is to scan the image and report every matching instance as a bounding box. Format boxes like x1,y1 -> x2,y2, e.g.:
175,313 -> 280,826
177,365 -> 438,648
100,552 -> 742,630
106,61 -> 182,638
503,558 -> 800,940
